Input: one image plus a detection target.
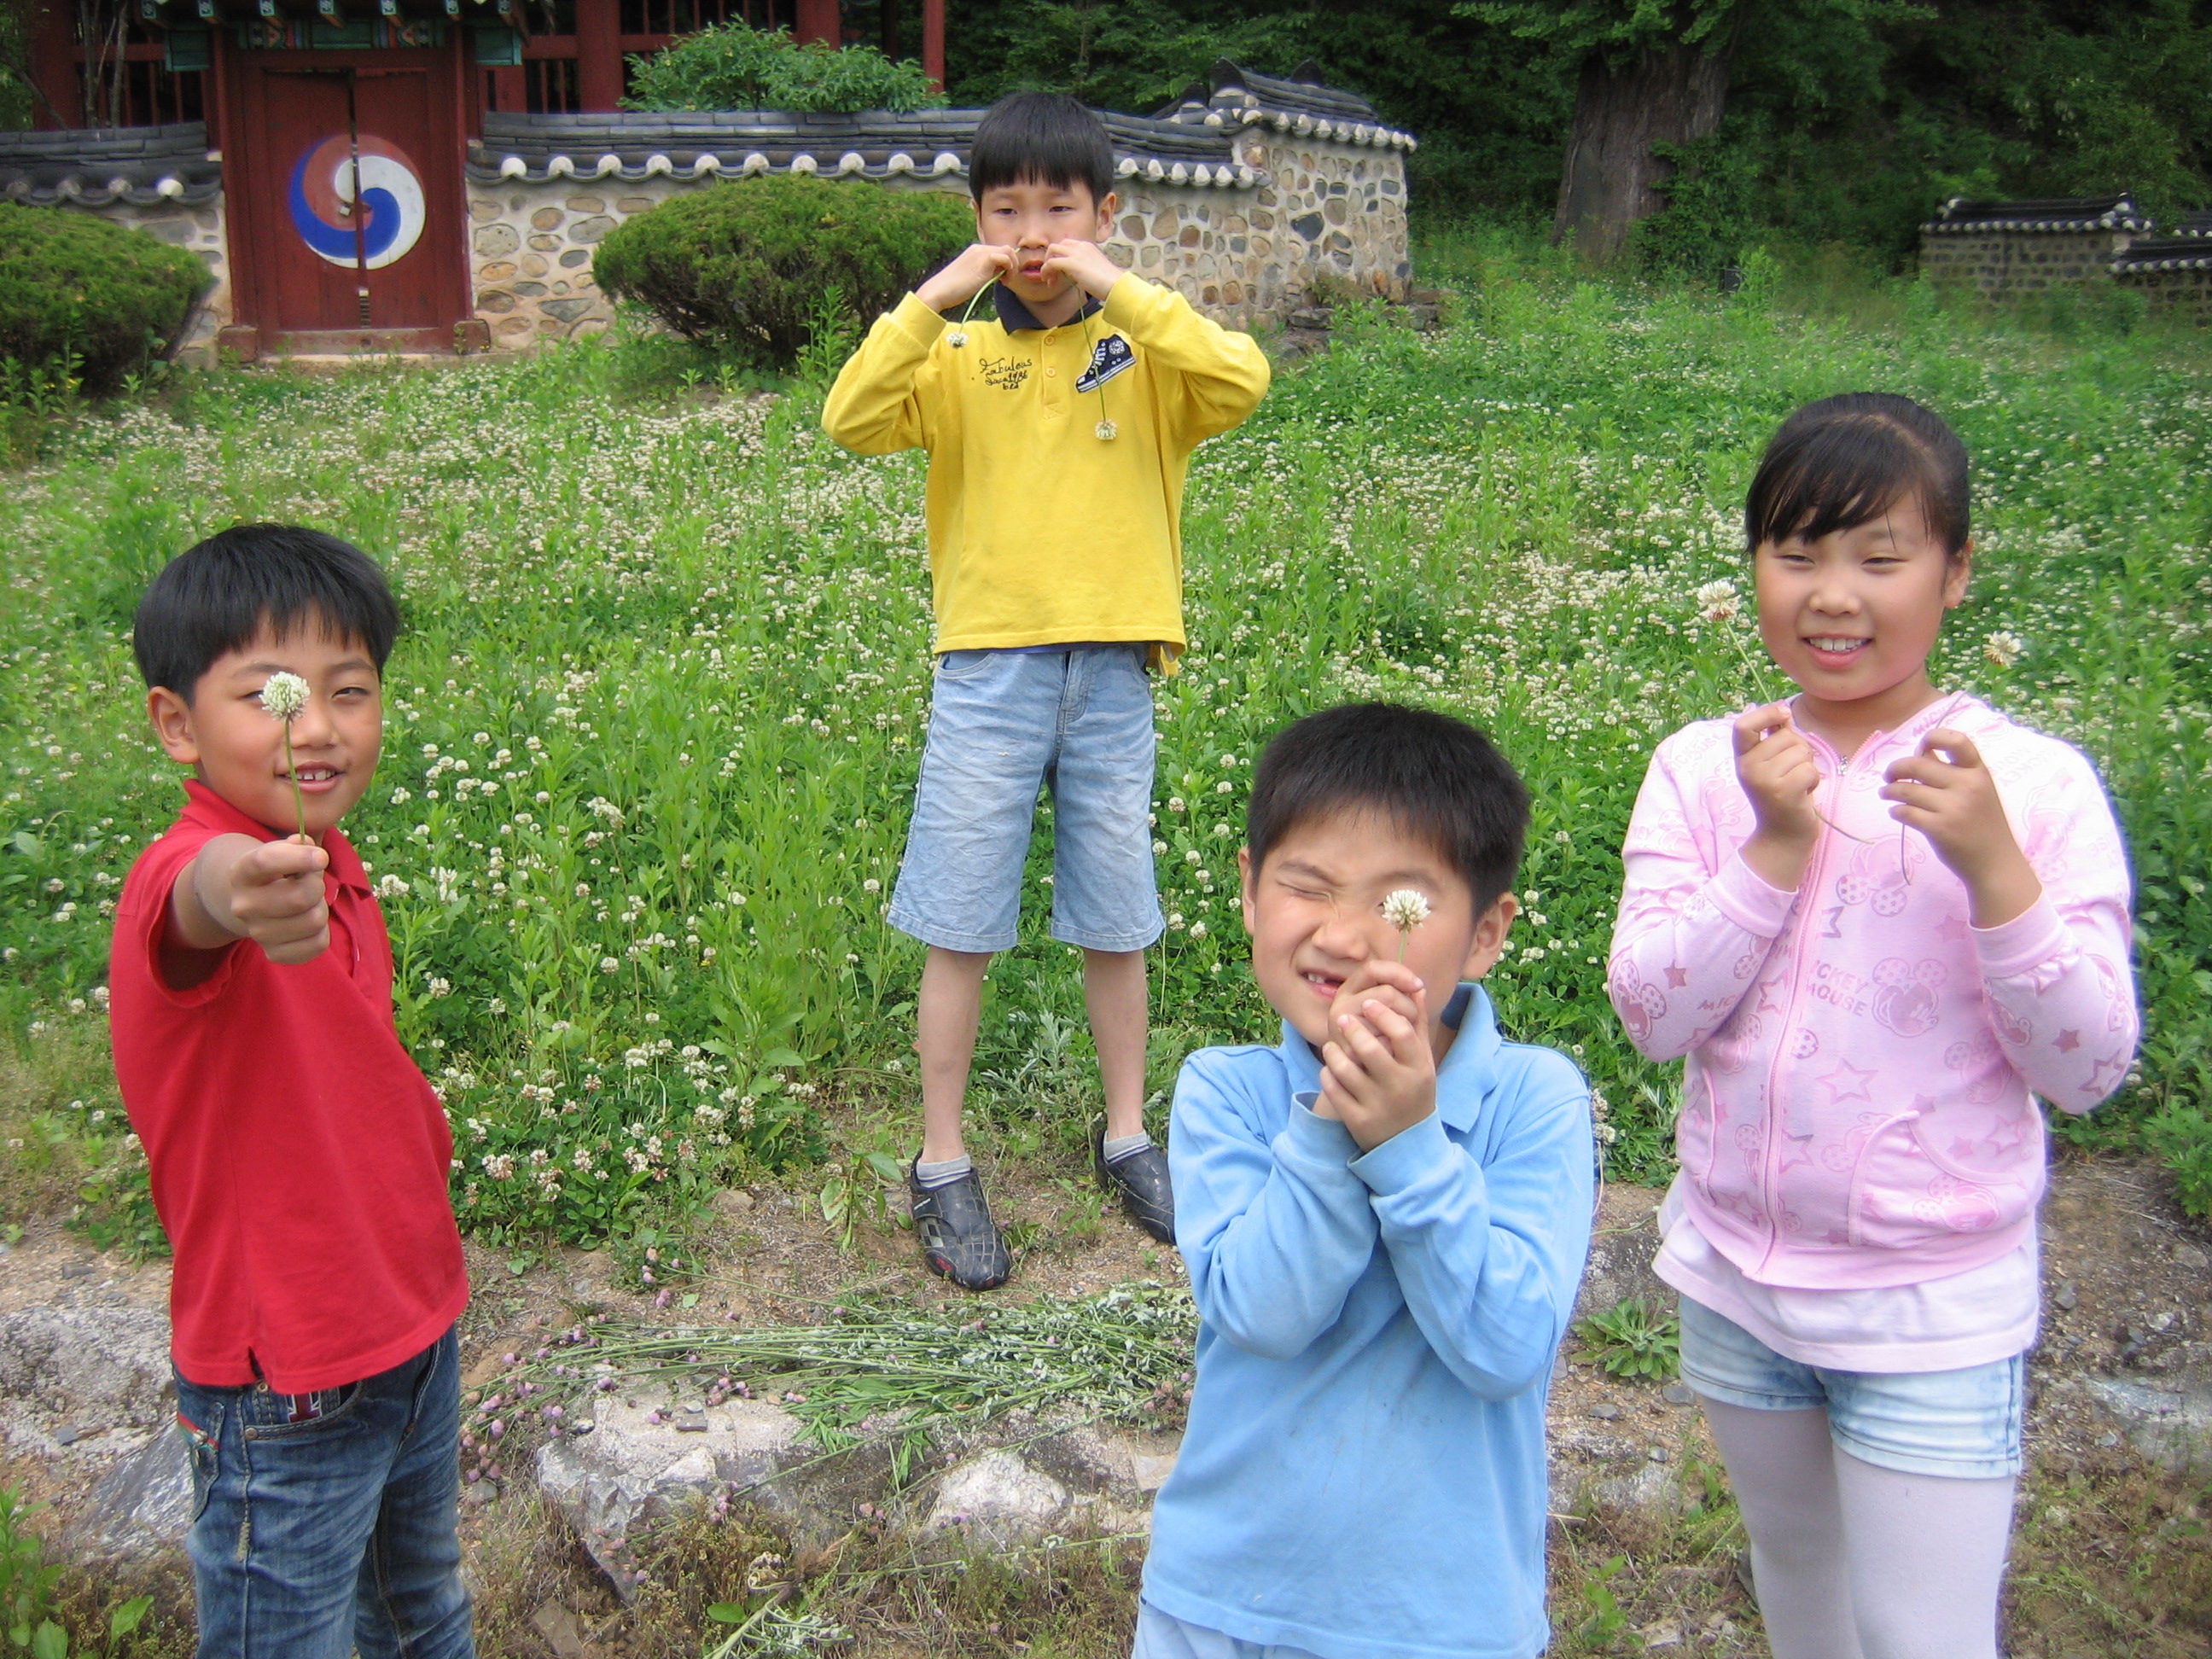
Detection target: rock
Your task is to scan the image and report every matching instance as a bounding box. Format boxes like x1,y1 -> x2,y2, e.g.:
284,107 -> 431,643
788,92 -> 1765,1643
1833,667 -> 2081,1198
2054,1279 -> 2079,1311
925,1450 -> 1072,1546
535,1394 -> 806,1597
1588,1401 -> 1621,1421
1590,1458 -> 1691,1517
1662,1383 -> 1695,1406
2081,1376 -> 2212,1477
529,1602 -> 590,1659
0,1305 -> 173,1423
2174,1244 -> 2209,1272
64,1428 -> 194,1565
711,1188 -> 755,1219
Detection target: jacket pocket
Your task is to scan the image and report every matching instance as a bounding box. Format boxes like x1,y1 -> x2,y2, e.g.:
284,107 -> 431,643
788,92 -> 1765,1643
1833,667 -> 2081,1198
1847,1109 -> 2034,1249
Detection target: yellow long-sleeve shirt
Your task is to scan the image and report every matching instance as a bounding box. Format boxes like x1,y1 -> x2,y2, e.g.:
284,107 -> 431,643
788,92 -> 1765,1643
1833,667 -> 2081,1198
821,273 -> 1270,666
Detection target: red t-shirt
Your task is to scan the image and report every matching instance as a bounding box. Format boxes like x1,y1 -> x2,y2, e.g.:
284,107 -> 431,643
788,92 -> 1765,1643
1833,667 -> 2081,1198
109,781 -> 468,1392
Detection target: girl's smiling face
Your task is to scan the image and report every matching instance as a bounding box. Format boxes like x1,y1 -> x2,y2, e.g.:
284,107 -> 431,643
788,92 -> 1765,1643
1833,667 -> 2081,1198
1755,494 -> 1970,745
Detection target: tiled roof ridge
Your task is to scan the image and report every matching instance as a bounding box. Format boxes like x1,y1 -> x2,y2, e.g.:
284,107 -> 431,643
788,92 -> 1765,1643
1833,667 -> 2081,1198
1923,192 -> 2153,234
2111,236 -> 2212,272
1153,58 -> 1415,150
0,119 -> 221,207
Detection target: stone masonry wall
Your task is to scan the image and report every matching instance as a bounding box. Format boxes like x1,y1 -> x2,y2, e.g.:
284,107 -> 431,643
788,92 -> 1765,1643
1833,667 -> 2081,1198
467,134 -> 1409,350
1920,229 -> 2134,298
2117,265 -> 2212,325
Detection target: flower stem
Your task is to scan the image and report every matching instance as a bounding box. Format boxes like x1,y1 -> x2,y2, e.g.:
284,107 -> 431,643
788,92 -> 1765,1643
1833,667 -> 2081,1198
282,722 -> 307,841
1726,630 -> 1871,845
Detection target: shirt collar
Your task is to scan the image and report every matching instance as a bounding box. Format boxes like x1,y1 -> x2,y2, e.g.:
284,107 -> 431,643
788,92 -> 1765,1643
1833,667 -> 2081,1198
178,778 -> 370,896
991,282 -> 1103,333
1278,982 -> 1501,1133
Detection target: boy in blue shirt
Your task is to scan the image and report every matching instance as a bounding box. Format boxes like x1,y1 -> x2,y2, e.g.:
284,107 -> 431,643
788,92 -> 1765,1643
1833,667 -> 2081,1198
1140,703 -> 1595,1659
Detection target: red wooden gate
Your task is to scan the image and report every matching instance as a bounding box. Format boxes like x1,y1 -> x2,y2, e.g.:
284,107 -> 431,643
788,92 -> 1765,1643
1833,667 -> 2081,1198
229,46 -> 470,354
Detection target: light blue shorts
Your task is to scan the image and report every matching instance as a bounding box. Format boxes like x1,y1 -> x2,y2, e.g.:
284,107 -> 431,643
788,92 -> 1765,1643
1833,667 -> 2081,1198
888,645 -> 1163,955
1678,1295 -> 2025,1480
1132,1603 -> 1327,1659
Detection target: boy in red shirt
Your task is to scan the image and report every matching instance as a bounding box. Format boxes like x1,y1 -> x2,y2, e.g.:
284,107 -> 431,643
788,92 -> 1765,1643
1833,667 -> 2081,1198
110,525 -> 473,1658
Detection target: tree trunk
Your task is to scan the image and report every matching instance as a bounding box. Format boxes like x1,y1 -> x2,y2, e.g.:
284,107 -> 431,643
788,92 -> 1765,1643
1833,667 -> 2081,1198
1551,38 -> 1730,263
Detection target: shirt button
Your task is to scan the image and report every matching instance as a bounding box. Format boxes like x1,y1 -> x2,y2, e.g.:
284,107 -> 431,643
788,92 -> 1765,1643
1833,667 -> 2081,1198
1045,365 -> 1057,377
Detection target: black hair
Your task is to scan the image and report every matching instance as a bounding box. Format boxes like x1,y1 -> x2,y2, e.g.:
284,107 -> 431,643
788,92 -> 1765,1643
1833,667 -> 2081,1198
969,90 -> 1115,206
1744,393 -> 1970,558
132,524 -> 399,699
1246,703 -> 1529,911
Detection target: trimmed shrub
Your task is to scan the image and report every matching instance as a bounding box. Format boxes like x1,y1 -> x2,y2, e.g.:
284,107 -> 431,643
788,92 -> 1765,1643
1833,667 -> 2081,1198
623,22 -> 942,114
595,176 -> 973,365
0,204 -> 209,397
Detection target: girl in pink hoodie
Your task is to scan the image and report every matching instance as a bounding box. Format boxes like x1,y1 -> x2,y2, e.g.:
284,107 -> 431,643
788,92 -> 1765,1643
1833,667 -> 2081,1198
1609,393 -> 2136,1659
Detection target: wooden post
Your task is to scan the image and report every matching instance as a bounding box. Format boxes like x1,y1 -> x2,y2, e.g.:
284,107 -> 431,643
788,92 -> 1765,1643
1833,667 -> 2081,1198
575,0 -> 622,111
921,0 -> 941,89
26,0 -> 83,129
795,0 -> 837,44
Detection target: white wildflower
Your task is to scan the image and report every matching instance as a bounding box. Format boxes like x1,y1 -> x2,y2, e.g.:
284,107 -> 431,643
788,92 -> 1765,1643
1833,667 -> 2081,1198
259,672 -> 310,721
1695,579 -> 1741,625
1382,888 -> 1431,932
1983,631 -> 2024,668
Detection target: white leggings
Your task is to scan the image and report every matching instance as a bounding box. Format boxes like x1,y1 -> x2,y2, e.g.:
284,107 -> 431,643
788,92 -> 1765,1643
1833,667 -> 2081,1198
1701,1399 -> 2017,1659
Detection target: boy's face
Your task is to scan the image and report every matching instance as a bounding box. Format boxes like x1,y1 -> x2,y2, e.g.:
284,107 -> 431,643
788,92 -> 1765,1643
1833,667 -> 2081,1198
148,620 -> 383,838
974,176 -> 1119,308
1239,807 -> 1517,1060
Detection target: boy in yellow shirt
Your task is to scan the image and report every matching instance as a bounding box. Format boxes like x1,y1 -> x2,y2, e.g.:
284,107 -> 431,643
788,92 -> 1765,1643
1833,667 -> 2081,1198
824,91 -> 1270,1289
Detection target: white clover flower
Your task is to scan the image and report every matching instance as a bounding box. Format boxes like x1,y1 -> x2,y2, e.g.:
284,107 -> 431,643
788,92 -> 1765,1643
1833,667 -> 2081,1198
1694,579 -> 1741,625
1983,631 -> 2024,668
1190,921 -> 1208,938
1382,888 -> 1431,932
375,874 -> 410,899
259,672 -> 310,722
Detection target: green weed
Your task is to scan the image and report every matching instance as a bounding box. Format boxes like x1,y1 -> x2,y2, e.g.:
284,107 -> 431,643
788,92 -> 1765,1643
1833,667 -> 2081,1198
1573,1297 -> 1682,1383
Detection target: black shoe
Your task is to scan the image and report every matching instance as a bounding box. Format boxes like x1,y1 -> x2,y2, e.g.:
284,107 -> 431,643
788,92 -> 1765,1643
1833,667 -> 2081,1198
909,1161 -> 1011,1290
1096,1133 -> 1176,1243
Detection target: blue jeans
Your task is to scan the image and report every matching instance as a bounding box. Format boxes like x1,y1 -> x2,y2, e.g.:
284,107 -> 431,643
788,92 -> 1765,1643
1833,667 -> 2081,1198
174,1327 -> 474,1659
889,645 -> 1163,953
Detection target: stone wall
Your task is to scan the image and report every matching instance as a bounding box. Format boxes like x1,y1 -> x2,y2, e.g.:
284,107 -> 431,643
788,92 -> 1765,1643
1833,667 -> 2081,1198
2114,260 -> 2212,326
465,104 -> 1412,349
1918,228 -> 2137,298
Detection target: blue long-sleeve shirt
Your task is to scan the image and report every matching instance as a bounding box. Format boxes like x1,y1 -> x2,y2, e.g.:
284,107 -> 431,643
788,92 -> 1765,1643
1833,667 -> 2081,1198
1142,986 -> 1596,1659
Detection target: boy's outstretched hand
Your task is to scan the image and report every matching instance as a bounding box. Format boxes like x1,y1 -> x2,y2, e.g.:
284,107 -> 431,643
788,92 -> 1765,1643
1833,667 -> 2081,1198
1313,960 -> 1435,1152
168,831 -> 332,968
915,244 -> 1016,313
1879,727 -> 2042,927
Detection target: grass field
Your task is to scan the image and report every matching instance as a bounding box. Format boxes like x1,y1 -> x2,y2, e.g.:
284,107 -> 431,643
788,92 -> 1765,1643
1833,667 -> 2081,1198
2,228 -> 2209,1257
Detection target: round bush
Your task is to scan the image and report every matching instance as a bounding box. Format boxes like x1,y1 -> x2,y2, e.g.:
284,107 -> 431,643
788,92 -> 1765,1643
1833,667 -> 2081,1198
623,21 -> 943,114
0,203 -> 210,396
594,175 -> 974,365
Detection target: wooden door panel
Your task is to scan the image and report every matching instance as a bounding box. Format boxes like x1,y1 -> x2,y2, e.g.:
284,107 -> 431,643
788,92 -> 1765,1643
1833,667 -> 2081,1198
236,48 -> 469,342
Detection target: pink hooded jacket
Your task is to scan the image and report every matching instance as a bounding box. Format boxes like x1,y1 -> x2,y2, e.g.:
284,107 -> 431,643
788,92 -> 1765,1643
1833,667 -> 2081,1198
1609,695 -> 2137,1290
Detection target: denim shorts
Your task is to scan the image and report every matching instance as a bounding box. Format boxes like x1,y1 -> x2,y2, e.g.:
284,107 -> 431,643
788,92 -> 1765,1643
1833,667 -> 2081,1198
889,644 -> 1162,954
1679,1295 -> 2025,1480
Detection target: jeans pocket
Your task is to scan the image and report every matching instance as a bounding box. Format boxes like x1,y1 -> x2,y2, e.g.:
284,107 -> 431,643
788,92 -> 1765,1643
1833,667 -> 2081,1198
934,648 -> 999,684
176,1408 -> 219,1522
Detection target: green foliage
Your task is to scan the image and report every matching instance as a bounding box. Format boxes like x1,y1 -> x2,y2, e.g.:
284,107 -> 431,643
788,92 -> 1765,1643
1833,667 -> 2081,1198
0,206 -> 207,399
623,20 -> 942,114
594,177 -> 973,366
3,230 -> 2209,1240
1574,1296 -> 1681,1382
0,1490 -> 139,1659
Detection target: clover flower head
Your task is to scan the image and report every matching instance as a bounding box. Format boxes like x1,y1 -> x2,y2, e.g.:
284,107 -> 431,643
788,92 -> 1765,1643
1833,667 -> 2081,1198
259,671 -> 310,722
1695,579 -> 1741,626
1382,888 -> 1431,933
1982,631 -> 2024,668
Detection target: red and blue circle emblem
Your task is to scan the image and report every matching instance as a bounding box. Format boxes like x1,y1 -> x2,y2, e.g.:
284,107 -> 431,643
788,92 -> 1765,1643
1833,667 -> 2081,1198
288,133 -> 426,269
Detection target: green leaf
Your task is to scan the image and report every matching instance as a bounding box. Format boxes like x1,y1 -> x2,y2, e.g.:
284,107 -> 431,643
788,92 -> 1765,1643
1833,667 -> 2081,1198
863,1151 -> 905,1185
706,1603 -> 746,1623
109,1596 -> 153,1638
759,1048 -> 806,1070
9,831 -> 39,858
31,1619 -> 67,1659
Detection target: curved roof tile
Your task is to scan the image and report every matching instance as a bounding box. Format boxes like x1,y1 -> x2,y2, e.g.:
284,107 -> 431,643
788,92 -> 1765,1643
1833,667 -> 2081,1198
1922,193 -> 2152,235
0,121 -> 221,208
